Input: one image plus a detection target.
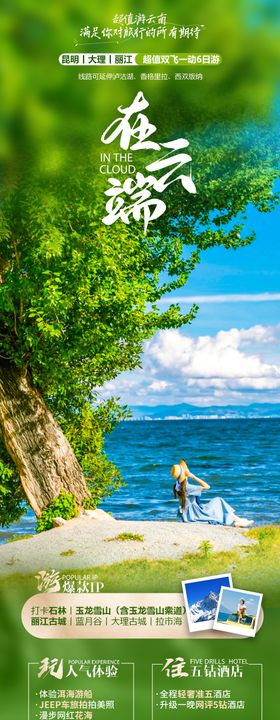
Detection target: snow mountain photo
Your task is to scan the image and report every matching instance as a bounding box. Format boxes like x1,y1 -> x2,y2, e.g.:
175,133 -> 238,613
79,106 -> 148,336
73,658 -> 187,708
190,591 -> 219,623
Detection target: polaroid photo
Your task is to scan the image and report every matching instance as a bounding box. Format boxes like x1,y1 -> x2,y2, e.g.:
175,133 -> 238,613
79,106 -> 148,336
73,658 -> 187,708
182,573 -> 233,633
213,586 -> 263,638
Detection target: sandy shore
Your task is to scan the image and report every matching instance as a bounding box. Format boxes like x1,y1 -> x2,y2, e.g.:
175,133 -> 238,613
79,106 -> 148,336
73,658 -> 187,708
0,512 -> 255,576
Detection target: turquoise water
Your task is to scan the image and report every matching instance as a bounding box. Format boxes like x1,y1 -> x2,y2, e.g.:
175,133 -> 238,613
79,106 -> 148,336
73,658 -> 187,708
0,419 -> 279,543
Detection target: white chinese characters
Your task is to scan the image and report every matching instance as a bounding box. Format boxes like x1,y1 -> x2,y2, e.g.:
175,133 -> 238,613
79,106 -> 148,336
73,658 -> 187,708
101,92 -> 196,232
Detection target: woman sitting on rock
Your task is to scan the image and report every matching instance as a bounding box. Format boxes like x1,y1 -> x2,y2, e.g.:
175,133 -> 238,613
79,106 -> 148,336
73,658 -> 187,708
237,598 -> 247,621
171,459 -> 254,528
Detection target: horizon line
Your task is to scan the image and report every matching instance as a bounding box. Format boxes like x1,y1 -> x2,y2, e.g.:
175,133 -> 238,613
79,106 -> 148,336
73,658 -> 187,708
130,402 -> 280,406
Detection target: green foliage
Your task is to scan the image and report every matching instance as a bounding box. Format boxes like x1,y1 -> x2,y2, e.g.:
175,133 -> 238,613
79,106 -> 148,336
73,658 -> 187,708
248,525 -> 276,551
36,492 -> 79,533
106,532 -> 144,542
1,0 -> 280,178
198,540 -> 213,559
60,400 -> 127,508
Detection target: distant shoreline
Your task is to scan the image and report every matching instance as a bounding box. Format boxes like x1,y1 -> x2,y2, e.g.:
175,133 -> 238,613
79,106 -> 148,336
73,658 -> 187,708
128,403 -> 280,421
125,416 -> 280,421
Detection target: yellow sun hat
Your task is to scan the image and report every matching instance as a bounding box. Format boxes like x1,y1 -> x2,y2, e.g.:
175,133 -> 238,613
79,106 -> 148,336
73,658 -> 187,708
171,459 -> 189,480
171,463 -> 182,479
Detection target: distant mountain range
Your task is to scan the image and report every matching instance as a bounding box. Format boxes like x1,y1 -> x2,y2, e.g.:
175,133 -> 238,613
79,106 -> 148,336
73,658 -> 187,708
190,591 -> 219,623
129,403 -> 280,420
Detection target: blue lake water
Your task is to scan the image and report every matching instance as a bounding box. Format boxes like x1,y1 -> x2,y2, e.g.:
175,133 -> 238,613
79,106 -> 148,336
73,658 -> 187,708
217,613 -> 230,622
0,419 -> 279,543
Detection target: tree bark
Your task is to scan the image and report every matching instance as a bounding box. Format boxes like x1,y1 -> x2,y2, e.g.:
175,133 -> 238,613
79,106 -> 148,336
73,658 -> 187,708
0,362 -> 90,516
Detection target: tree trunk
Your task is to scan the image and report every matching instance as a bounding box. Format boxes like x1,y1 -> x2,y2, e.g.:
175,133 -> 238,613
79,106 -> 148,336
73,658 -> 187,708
0,362 -> 90,516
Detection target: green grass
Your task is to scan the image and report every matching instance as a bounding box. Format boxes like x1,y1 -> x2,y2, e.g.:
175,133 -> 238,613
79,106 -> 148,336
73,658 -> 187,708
1,525 -> 280,608
105,532 -> 144,542
60,549 -> 76,556
6,534 -> 34,543
198,540 -> 213,558
82,525 -> 280,606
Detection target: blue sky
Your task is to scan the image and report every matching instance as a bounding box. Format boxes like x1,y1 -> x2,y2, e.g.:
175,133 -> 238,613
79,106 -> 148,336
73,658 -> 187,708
187,204 -> 280,295
102,190 -> 280,407
218,588 -> 262,616
160,197 -> 280,336
184,575 -> 231,606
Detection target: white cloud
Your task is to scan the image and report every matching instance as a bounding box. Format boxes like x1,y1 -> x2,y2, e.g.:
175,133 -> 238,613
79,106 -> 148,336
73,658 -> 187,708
158,293 -> 280,304
146,326 -> 280,382
101,323 -> 280,406
148,380 -> 171,392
